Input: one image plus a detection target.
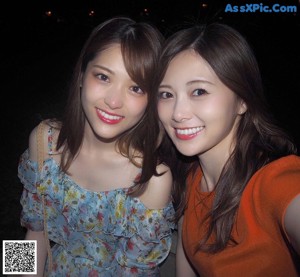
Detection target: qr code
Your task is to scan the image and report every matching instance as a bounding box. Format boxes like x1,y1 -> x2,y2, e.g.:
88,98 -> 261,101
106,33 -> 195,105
2,240 -> 37,275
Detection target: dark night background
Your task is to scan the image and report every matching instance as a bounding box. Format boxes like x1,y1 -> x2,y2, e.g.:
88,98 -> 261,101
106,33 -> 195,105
1,0 -> 299,261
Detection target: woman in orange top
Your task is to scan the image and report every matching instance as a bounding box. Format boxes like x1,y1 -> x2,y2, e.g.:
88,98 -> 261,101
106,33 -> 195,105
156,22 -> 300,276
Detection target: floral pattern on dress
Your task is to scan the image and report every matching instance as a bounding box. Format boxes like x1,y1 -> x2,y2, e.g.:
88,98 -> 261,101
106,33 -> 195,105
18,129 -> 175,276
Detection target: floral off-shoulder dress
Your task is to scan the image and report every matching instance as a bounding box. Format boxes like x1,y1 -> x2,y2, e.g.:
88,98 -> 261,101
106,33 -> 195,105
18,126 -> 175,276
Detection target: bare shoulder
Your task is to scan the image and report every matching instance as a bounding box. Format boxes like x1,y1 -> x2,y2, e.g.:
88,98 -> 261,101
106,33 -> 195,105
139,163 -> 173,209
28,119 -> 60,161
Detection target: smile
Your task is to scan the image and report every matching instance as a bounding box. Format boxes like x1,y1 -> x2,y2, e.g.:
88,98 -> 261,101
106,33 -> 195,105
96,109 -> 124,124
175,126 -> 204,140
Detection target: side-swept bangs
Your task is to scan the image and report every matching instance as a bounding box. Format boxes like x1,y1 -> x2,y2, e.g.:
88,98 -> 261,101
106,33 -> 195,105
121,23 -> 164,95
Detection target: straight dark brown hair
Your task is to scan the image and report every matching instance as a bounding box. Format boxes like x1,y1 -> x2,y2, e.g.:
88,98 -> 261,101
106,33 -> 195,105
55,17 -> 165,195
156,22 -> 297,252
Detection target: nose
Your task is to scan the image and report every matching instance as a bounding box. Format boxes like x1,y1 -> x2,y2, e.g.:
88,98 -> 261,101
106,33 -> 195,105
172,98 -> 192,123
104,86 -> 123,109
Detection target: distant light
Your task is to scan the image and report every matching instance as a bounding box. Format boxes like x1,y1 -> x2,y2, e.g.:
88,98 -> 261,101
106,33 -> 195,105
142,8 -> 150,16
45,11 -> 52,17
202,3 -> 208,8
89,10 -> 95,17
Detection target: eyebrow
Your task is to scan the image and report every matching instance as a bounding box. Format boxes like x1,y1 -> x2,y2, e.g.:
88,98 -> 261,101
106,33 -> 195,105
186,79 -> 213,86
91,65 -> 114,75
159,84 -> 172,89
159,79 -> 213,89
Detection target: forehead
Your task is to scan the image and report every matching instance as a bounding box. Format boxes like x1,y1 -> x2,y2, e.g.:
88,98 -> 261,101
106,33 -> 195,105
162,49 -> 217,83
93,43 -> 122,62
86,44 -> 128,75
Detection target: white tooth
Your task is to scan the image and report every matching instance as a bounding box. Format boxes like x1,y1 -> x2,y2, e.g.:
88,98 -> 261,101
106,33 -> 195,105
99,110 -> 122,120
176,127 -> 203,135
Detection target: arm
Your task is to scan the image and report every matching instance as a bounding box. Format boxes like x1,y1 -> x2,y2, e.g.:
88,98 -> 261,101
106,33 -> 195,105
284,194 -> 300,255
176,217 -> 197,277
22,122 -> 49,276
22,230 -> 48,277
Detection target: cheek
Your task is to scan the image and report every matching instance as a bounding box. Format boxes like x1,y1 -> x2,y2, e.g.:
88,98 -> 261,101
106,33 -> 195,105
81,83 -> 95,100
203,97 -> 237,118
157,102 -> 170,121
80,87 -> 97,110
206,98 -> 240,133
80,88 -> 88,106
131,98 -> 148,117
157,103 -> 163,119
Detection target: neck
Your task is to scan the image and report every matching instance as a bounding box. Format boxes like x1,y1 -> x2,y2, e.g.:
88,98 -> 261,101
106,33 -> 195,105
198,158 -> 222,192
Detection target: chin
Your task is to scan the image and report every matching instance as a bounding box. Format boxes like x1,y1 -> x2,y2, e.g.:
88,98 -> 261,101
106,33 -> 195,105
175,146 -> 199,157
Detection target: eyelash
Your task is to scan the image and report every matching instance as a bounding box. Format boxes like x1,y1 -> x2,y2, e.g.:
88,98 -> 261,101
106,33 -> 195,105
131,86 -> 144,94
192,88 -> 207,96
96,73 -> 109,82
95,73 -> 144,94
158,88 -> 207,99
158,91 -> 173,99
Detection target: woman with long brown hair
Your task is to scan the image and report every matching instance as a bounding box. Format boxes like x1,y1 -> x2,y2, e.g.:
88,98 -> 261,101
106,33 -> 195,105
19,17 -> 175,276
157,22 -> 300,276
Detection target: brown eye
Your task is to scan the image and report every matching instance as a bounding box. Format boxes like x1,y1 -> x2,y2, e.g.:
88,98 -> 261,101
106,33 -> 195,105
97,73 -> 109,82
158,91 -> 173,99
131,86 -> 144,94
192,88 -> 207,96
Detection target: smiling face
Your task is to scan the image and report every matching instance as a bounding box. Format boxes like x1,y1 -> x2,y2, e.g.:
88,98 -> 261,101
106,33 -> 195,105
158,49 -> 246,159
81,44 -> 148,141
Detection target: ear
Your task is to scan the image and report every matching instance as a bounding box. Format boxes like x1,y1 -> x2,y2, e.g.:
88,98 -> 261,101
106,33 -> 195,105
238,101 -> 247,115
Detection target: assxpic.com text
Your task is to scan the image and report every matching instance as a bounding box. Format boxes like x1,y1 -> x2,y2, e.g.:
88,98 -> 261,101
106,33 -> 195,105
225,3 -> 298,13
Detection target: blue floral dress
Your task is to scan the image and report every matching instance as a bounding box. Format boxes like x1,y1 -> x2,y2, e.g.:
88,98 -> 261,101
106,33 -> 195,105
18,126 -> 175,276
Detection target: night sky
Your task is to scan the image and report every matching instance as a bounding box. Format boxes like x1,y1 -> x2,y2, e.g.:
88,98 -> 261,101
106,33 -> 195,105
1,0 -> 300,242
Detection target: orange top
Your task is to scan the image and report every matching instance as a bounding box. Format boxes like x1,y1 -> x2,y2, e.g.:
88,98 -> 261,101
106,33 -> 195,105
182,155 -> 300,277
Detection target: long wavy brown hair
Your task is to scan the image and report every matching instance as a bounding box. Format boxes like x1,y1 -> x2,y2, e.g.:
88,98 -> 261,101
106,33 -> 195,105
55,17 -> 164,195
156,22 -> 298,252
